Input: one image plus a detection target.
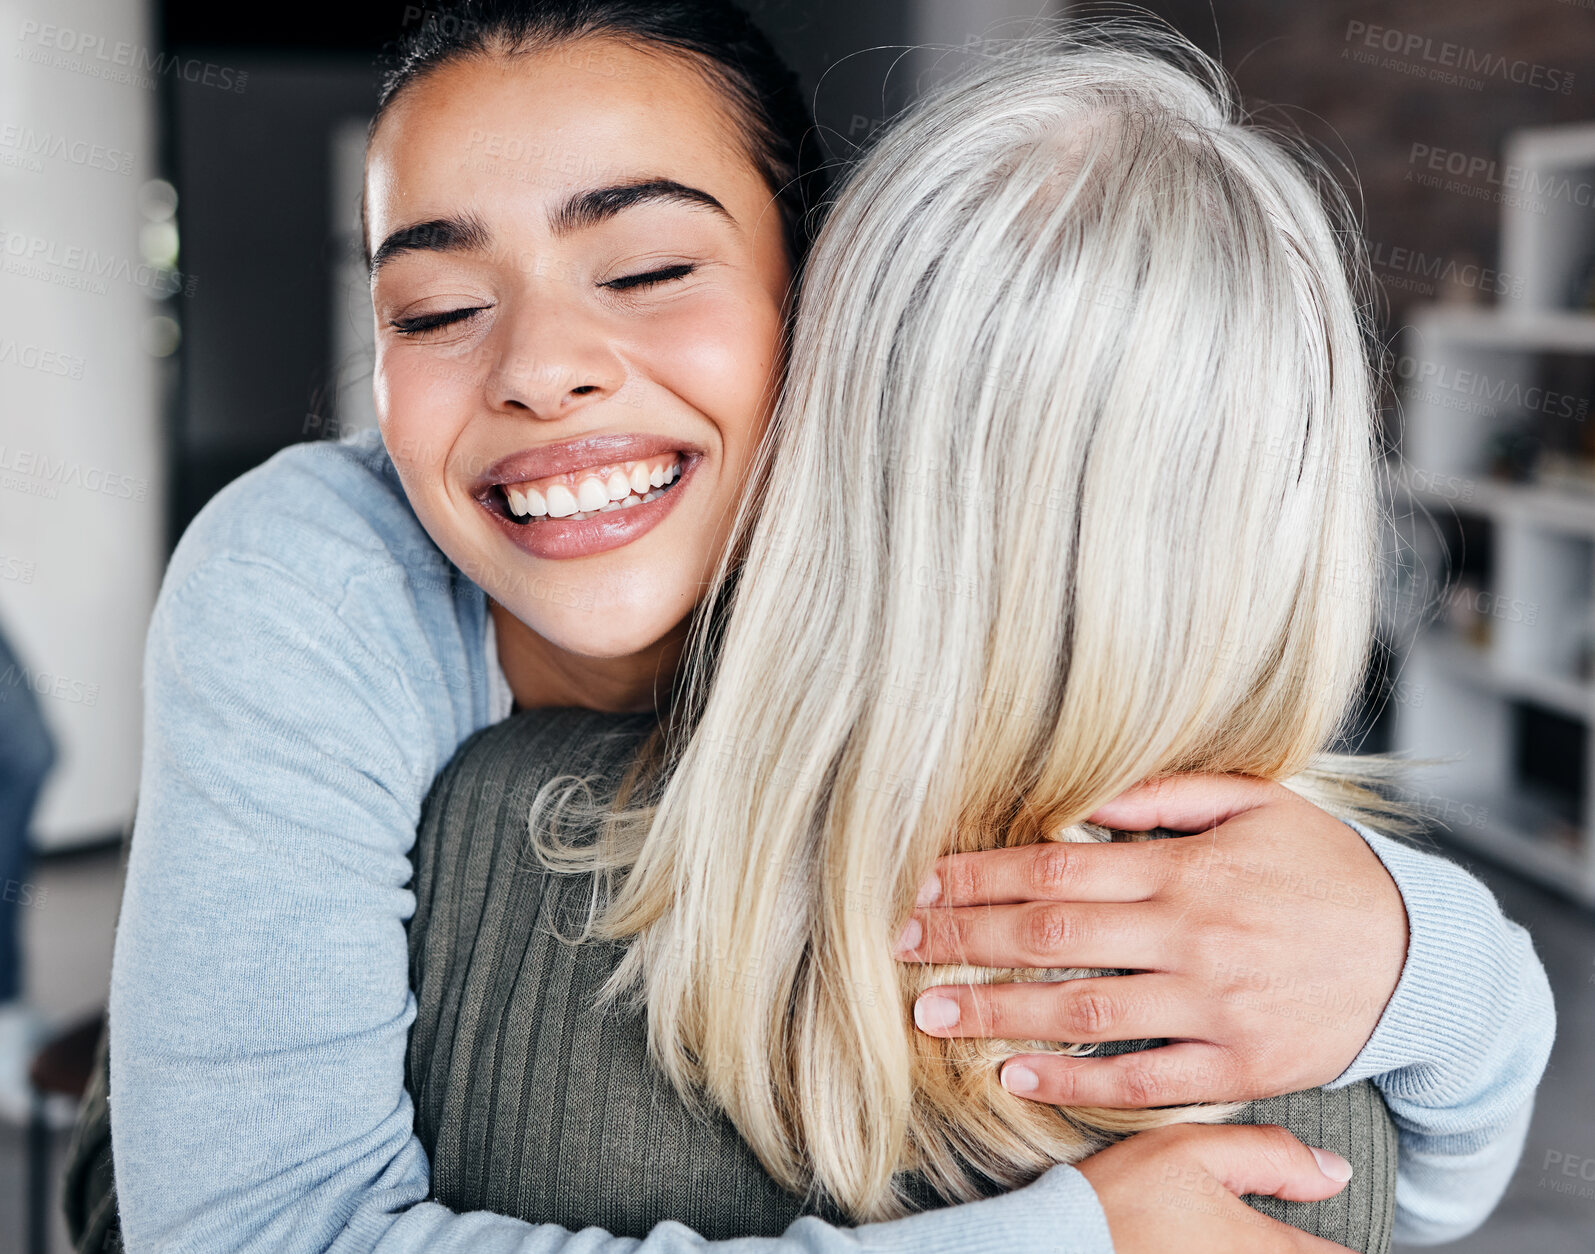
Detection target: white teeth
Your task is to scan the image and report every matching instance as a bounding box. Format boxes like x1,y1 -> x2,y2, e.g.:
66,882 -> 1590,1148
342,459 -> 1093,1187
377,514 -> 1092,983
501,457 -> 680,522
576,477 -> 609,512
500,484 -> 548,517
545,483 -> 579,518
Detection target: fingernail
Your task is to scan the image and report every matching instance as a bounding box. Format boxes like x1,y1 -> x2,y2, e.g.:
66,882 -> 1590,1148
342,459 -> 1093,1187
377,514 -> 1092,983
915,874 -> 941,907
914,994 -> 960,1031
893,918 -> 922,955
1310,1147 -> 1353,1183
1001,1063 -> 1040,1094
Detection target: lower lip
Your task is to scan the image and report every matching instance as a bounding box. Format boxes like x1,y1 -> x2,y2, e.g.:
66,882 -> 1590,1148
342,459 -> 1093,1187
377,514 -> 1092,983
481,456 -> 700,561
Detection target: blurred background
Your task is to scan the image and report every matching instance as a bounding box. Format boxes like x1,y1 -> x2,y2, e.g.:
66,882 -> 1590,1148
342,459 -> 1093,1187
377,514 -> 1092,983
2,0 -> 1593,1249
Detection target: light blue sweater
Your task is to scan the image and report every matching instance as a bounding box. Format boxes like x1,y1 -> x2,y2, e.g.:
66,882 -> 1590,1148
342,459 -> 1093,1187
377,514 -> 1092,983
108,431 -> 1555,1253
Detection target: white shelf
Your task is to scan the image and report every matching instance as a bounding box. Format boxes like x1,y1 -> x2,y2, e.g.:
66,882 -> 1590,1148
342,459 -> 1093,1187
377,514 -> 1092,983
1395,473 -> 1595,539
1418,633 -> 1594,721
1405,304 -> 1595,353
1504,121 -> 1595,168
1389,120 -> 1595,908
1429,795 -> 1595,907
1500,122 -> 1595,315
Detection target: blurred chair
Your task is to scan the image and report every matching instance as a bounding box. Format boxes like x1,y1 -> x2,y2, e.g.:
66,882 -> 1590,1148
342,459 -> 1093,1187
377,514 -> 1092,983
0,622 -> 57,1123
27,1013 -> 106,1254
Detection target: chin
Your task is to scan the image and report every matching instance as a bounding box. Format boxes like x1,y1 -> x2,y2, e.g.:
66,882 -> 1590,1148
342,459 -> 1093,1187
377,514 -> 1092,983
507,579 -> 696,662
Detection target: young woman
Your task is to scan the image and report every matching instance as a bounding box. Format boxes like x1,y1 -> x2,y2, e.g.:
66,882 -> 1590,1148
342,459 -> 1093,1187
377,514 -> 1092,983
96,2 -> 1552,1252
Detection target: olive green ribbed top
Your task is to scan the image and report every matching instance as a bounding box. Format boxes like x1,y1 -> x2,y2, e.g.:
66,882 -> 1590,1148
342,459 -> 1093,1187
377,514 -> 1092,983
65,706 -> 1395,1253
403,708 -> 1396,1251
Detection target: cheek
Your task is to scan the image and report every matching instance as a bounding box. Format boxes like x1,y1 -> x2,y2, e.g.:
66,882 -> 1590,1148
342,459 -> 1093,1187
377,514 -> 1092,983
375,345 -> 479,487
645,293 -> 782,460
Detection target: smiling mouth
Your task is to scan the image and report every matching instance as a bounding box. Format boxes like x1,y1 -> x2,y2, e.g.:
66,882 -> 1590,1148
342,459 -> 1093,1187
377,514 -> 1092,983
482,452 -> 686,524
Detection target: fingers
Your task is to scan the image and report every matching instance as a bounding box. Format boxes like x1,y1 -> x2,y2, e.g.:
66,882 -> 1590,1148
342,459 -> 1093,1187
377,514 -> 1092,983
895,901 -> 1171,969
1271,1227 -> 1362,1253
1173,1123 -> 1353,1205
995,1041 -> 1239,1107
911,974 -> 1201,1044
1087,773 -> 1282,834
918,840 -> 1169,909
1078,1123 -> 1358,1254
1232,1207 -> 1361,1254
1159,1124 -> 1361,1254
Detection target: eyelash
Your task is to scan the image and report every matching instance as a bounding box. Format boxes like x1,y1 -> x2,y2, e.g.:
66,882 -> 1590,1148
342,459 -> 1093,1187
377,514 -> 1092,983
601,262 -> 698,292
390,264 -> 698,337
390,307 -> 486,336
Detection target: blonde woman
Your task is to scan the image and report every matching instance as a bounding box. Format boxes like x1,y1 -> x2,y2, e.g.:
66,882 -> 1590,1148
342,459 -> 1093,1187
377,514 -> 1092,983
520,24 -> 1405,1222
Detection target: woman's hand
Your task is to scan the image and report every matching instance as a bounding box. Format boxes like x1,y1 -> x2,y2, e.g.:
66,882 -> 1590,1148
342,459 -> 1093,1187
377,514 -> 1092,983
1076,1124 -> 1357,1253
893,774 -> 1409,1105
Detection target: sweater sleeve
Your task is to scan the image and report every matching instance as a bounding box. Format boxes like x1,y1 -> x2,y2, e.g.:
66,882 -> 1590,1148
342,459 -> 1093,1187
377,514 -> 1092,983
108,552 -> 1111,1254
1330,823 -> 1555,1245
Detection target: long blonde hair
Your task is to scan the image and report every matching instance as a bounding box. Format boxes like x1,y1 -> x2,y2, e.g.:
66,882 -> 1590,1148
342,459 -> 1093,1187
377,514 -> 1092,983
532,28 -> 1390,1222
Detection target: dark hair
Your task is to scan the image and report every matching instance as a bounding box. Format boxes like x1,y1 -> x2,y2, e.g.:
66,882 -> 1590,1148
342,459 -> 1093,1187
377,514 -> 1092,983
368,0 -> 827,266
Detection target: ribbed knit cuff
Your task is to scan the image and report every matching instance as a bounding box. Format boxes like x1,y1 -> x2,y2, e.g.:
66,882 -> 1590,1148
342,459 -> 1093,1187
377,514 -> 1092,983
851,1164 -> 1113,1254
1328,824 -> 1525,1106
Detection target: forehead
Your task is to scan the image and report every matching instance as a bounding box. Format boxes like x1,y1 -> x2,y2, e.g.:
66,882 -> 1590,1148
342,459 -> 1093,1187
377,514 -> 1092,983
365,41 -> 760,234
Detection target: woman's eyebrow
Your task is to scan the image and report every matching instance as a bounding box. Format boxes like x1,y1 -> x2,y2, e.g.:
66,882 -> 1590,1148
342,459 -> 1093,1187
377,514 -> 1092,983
551,178 -> 737,235
368,180 -> 736,278
369,212 -> 491,278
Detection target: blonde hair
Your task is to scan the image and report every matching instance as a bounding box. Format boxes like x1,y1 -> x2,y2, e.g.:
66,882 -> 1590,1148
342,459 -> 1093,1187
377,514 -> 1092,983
533,27 -> 1392,1222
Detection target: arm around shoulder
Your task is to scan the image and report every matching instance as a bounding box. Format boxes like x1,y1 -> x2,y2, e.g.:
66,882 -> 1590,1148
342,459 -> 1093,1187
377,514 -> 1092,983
109,551 -> 1097,1254
1335,823 -> 1556,1244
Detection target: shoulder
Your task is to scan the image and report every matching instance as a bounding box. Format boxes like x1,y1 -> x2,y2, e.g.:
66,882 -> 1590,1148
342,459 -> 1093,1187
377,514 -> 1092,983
162,429 -> 453,611
412,708 -> 655,946
413,709 -> 653,930
144,431 -> 487,751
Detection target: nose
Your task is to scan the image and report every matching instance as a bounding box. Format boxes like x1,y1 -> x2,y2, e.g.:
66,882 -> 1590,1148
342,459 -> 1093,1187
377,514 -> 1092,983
485,296 -> 626,420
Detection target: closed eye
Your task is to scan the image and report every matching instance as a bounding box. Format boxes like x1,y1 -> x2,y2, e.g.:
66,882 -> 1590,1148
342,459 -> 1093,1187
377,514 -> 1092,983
390,307 -> 488,336
389,263 -> 696,334
601,263 -> 698,292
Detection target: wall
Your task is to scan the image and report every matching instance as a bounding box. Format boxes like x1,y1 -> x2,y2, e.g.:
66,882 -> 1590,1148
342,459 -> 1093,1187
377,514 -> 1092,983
0,0 -> 162,848
1132,0 -> 1595,334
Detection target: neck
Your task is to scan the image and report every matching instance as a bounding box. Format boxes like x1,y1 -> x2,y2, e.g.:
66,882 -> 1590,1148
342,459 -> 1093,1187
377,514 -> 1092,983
488,599 -> 684,714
